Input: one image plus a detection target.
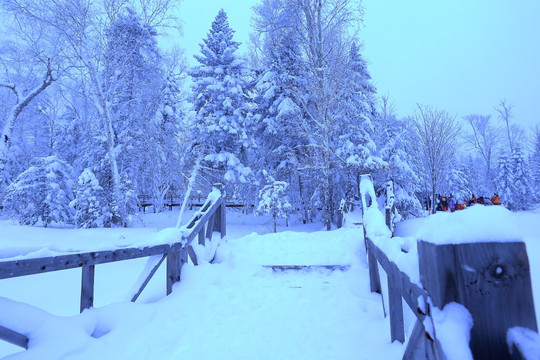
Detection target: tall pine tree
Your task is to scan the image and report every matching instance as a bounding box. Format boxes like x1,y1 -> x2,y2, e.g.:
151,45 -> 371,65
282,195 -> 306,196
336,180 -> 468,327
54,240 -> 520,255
188,9 -> 254,195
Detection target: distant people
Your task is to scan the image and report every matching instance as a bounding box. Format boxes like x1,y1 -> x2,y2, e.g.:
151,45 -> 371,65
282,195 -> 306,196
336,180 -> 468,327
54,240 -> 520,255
436,194 -> 445,212
425,196 -> 432,211
491,193 -> 500,205
477,196 -> 485,205
448,194 -> 455,212
468,194 -> 477,206
441,195 -> 448,211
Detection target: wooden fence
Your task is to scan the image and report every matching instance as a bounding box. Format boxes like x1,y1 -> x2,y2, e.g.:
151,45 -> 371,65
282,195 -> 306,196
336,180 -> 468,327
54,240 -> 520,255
0,186 -> 226,351
361,176 -> 539,359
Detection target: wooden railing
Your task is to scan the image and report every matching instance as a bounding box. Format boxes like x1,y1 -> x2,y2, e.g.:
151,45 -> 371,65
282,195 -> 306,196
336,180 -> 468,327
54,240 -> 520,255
0,186 -> 226,350
360,175 -> 539,360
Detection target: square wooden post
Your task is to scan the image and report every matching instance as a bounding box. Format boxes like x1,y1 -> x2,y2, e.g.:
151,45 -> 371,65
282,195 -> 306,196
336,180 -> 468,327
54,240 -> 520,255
166,250 -> 187,295
418,240 -> 538,359
80,264 -> 95,312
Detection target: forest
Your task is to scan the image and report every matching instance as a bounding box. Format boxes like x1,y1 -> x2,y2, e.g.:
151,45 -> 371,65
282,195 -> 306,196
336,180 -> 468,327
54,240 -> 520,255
1,0 -> 539,230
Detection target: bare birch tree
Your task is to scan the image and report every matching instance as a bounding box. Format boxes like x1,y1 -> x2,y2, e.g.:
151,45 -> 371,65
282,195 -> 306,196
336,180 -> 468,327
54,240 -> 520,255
462,114 -> 499,193
413,105 -> 460,214
2,0 -> 178,225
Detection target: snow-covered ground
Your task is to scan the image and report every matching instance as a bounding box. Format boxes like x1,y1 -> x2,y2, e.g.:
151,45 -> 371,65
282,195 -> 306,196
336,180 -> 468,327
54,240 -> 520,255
1,205 -> 540,359
0,209 -> 404,359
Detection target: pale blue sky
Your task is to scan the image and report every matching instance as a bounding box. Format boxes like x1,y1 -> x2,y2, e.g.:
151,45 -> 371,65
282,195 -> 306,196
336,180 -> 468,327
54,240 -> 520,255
176,0 -> 540,129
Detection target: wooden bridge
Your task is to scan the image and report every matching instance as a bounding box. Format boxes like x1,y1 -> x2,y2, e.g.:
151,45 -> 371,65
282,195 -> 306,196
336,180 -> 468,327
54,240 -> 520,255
1,179 -> 539,359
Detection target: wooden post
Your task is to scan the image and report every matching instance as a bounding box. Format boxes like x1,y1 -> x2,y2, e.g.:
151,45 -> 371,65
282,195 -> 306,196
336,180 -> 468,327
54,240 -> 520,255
166,250 -> 187,295
214,199 -> 226,238
367,239 -> 382,294
80,264 -> 95,312
0,326 -> 28,349
198,228 -> 205,246
337,210 -> 343,229
212,185 -> 226,238
387,262 -> 405,343
206,213 -> 215,242
131,254 -> 167,303
418,240 -> 538,359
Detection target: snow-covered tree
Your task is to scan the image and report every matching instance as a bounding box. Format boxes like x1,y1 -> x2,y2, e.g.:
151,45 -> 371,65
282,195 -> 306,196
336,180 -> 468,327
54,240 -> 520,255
444,168 -> 472,204
3,156 -> 74,227
256,171 -> 292,233
105,7 -> 164,210
252,26 -> 311,219
495,152 -> 515,209
412,105 -> 460,214
510,145 -> 533,211
374,97 -> 421,217
462,114 -> 499,193
530,125 -> 540,199
148,71 -> 186,211
187,9 -> 254,193
337,42 -> 385,193
71,168 -> 111,228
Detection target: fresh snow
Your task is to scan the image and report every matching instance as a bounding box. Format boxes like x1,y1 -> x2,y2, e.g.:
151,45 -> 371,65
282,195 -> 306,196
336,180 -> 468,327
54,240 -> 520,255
2,205 -> 540,359
0,210 -> 403,359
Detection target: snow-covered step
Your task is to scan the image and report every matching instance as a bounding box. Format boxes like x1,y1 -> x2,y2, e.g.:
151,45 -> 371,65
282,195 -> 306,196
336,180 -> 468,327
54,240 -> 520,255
263,264 -> 351,272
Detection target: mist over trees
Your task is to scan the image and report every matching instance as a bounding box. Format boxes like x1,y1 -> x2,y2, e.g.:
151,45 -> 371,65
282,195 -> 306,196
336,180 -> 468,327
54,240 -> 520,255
0,0 -> 538,228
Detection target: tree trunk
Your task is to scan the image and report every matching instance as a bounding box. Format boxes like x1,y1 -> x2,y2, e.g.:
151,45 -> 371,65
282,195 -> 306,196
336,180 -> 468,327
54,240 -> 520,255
0,61 -> 54,183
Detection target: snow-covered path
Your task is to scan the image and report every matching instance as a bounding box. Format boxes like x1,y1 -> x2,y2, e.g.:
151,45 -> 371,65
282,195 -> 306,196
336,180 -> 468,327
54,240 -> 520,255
1,226 -> 403,359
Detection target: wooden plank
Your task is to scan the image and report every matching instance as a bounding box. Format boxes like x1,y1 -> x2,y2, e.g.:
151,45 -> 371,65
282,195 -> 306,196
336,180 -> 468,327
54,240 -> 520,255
220,199 -> 226,237
166,250 -> 187,296
263,265 -> 351,272
387,262 -> 405,343
402,320 -> 425,360
213,199 -> 226,238
131,254 -> 167,303
80,264 -> 95,312
198,228 -> 205,246
0,243 -> 185,280
181,198 -> 223,246
206,213 -> 216,243
0,325 -> 28,349
401,272 -> 428,323
187,245 -> 198,266
366,238 -> 382,294
418,240 -> 538,360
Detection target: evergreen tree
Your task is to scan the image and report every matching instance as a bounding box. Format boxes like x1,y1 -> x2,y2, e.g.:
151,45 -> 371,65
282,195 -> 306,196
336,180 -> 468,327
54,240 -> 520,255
496,152 -> 515,209
104,7 -> 164,222
337,43 -> 384,193
188,9 -> 254,193
530,126 -> 540,199
150,71 -> 186,210
510,145 -> 533,210
374,100 -> 421,217
71,168 -> 111,228
445,168 -> 472,204
3,156 -> 74,227
253,29 -> 310,217
256,170 -> 292,233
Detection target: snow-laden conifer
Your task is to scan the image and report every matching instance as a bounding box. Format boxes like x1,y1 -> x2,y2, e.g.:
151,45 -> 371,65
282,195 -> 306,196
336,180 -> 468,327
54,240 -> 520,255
71,168 -> 111,228
188,9 -> 254,192
3,156 -> 74,227
256,171 -> 292,233
496,152 -> 515,209
510,145 -> 533,210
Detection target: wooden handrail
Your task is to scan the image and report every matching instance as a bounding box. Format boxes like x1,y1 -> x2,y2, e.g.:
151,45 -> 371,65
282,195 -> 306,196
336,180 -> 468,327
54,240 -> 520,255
0,186 -> 226,350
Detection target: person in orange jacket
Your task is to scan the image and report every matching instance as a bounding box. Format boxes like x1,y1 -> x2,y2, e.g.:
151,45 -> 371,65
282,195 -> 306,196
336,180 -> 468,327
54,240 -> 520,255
491,193 -> 500,205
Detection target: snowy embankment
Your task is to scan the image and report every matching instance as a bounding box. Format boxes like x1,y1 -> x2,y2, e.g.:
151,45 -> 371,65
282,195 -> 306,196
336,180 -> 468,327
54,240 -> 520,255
0,210 -> 403,359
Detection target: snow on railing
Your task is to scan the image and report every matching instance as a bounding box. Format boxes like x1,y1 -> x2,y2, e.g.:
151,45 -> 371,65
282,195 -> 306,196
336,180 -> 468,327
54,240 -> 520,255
360,173 -> 539,360
0,185 -> 226,351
